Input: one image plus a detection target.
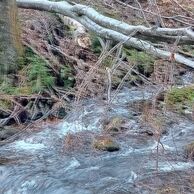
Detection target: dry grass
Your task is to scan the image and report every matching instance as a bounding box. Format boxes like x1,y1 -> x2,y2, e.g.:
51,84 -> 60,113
63,132 -> 84,152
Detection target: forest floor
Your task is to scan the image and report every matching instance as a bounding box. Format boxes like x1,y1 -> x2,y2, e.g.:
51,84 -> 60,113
0,0 -> 194,141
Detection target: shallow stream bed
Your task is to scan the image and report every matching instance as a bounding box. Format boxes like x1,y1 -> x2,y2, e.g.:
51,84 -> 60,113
0,86 -> 194,194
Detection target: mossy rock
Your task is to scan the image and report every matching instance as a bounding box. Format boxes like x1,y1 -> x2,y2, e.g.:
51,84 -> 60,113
156,186 -> 178,194
165,85 -> 194,112
93,137 -> 120,152
103,117 -> 126,133
185,142 -> 194,159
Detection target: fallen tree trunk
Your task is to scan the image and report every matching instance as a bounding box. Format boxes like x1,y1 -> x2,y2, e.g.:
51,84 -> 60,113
17,0 -> 194,68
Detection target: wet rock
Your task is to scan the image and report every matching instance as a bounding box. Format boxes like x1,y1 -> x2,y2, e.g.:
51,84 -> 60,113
131,112 -> 141,116
178,66 -> 187,75
50,107 -> 67,119
161,128 -> 168,135
156,91 -> 165,101
0,127 -> 20,141
0,157 -> 10,165
140,129 -> 154,136
182,108 -> 194,121
93,136 -> 120,152
0,110 -> 10,119
57,107 -> 67,119
18,110 -> 29,123
31,111 -> 43,121
185,142 -> 194,160
0,157 -> 17,165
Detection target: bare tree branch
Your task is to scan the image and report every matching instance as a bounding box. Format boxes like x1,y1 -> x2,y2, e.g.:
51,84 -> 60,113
17,0 -> 194,68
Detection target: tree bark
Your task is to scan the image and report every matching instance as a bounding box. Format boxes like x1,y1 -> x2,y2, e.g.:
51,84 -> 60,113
0,0 -> 22,77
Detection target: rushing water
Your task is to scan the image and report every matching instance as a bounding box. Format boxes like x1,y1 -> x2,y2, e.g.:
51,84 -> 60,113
0,86 -> 194,194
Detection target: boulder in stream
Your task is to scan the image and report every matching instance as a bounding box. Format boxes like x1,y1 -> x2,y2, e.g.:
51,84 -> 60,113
93,136 -> 120,152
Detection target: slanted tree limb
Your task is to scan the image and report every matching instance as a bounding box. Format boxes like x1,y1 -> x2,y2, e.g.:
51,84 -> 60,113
17,0 -> 194,68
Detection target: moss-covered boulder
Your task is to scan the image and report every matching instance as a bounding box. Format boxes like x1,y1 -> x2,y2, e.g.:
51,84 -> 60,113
93,136 -> 120,152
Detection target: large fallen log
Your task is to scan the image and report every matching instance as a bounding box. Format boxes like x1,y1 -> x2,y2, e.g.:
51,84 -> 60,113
17,0 -> 194,68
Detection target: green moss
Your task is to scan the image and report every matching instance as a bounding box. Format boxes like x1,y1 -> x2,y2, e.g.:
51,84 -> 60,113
0,48 -> 55,95
0,99 -> 13,110
0,79 -> 17,95
25,48 -> 75,90
123,48 -> 154,76
165,85 -> 194,111
102,56 -> 114,67
16,55 -> 26,69
0,46 -> 76,95
15,86 -> 32,95
26,49 -> 55,93
90,35 -> 102,55
182,45 -> 194,55
0,79 -> 32,95
60,65 -> 75,88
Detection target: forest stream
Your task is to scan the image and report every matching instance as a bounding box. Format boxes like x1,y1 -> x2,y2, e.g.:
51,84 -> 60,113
0,80 -> 194,194
1,0 -> 194,193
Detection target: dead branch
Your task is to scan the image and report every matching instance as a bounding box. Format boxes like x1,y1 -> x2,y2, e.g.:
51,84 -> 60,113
17,0 -> 194,68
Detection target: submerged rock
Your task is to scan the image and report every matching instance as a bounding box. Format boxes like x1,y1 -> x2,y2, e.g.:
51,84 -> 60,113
0,157 -> 19,165
0,157 -> 11,165
93,136 -> 120,152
